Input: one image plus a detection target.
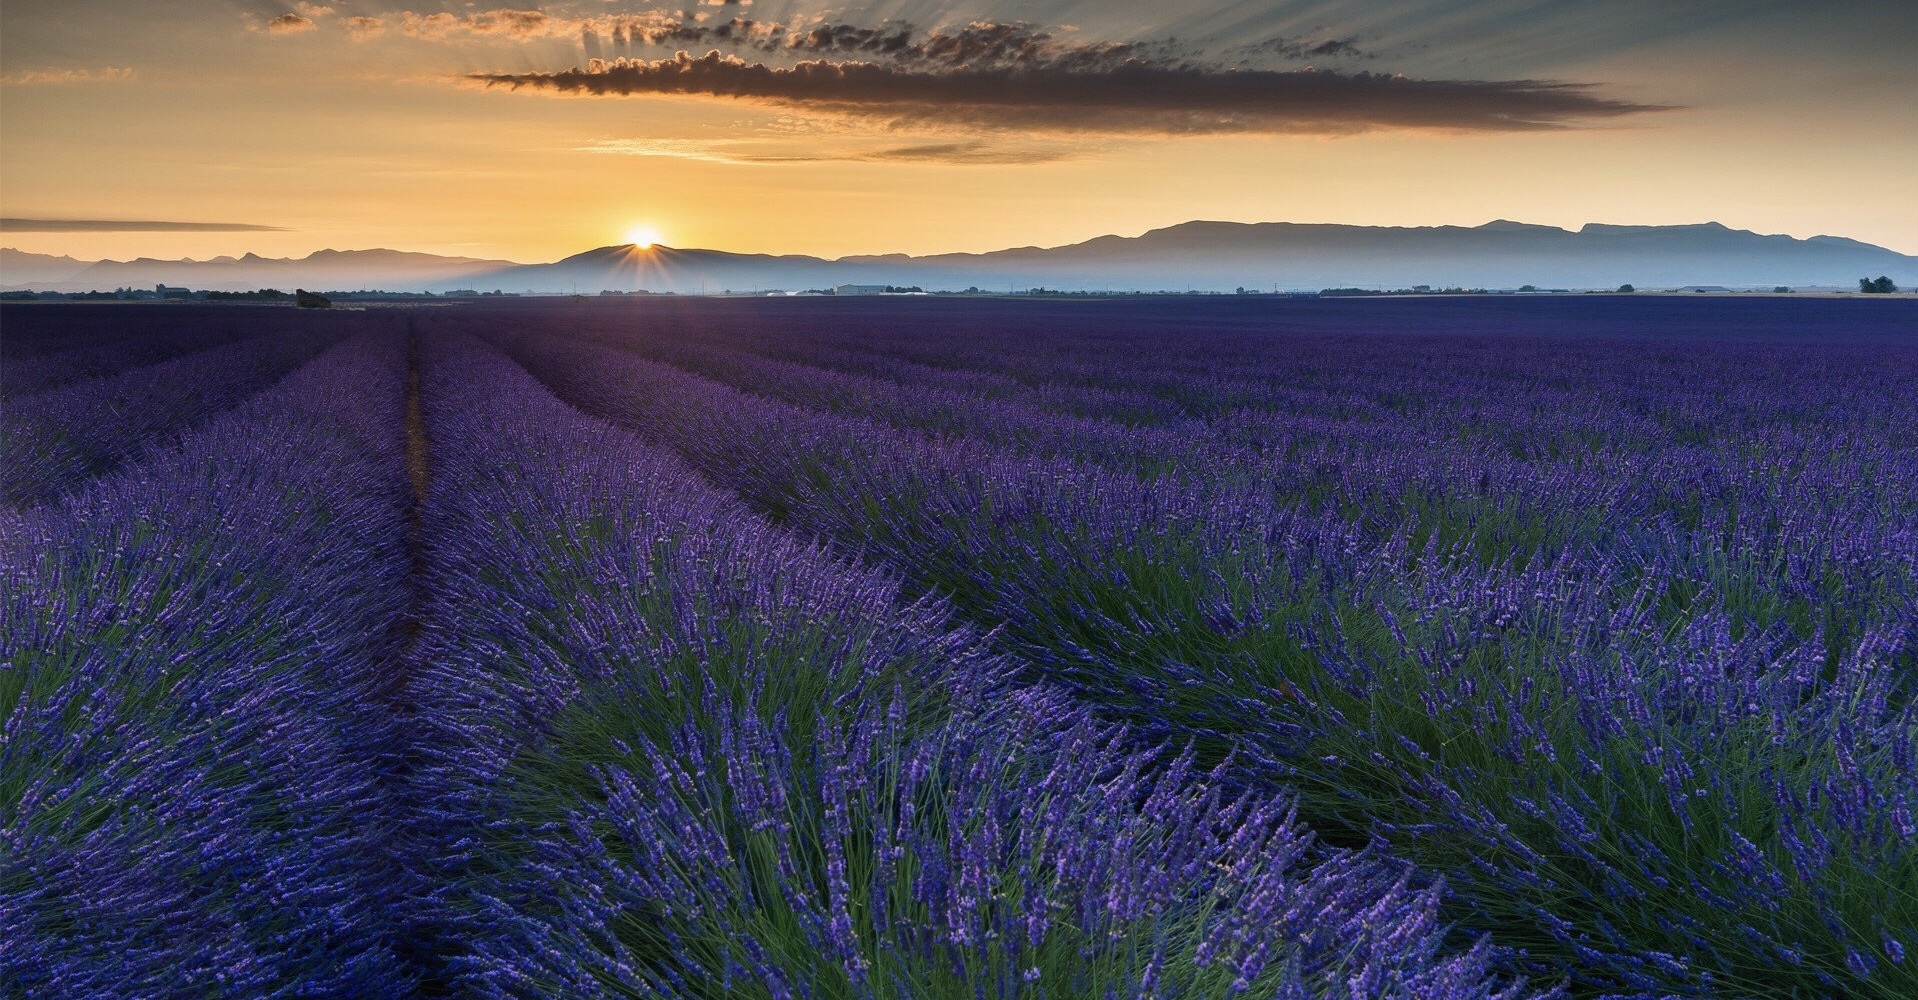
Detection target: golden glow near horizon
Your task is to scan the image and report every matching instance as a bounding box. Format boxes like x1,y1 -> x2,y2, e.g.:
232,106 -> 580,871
0,2 -> 1912,263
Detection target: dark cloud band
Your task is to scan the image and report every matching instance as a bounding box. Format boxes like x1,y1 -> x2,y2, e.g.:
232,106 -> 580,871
474,52 -> 1668,134
608,17 -> 1182,71
1,219 -> 291,232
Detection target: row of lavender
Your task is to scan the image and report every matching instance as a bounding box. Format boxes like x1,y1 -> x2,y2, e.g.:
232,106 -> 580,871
3,299 -> 1902,990
408,327 -> 1537,998
480,298 -> 1918,999
2,308 -> 346,507
4,305 -> 1541,998
0,305 -> 300,395
2,320 -> 418,994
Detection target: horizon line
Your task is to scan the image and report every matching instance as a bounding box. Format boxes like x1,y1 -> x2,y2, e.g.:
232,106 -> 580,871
5,217 -> 1916,264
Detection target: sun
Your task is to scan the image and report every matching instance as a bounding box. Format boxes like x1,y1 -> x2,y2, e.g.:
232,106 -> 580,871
624,224 -> 662,249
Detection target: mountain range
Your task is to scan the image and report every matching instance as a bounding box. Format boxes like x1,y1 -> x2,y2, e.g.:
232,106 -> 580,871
0,248 -> 516,294
5,221 -> 1914,294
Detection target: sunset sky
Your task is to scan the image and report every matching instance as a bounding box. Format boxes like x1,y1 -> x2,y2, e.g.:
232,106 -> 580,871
2,1 -> 1913,263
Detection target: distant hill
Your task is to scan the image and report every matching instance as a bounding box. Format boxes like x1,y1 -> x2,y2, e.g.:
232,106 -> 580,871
6,222 -> 1915,294
473,221 -> 1918,293
0,248 -> 91,286
1,248 -> 519,293
916,221 -> 1918,291
465,245 -> 847,295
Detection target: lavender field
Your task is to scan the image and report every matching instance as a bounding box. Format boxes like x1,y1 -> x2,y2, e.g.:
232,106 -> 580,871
3,296 -> 1914,999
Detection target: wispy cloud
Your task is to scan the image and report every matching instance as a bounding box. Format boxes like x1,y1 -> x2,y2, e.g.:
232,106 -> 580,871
263,11 -> 1662,135
1240,36 -> 1370,61
249,6 -> 574,43
265,13 -> 317,35
482,50 -> 1667,135
860,142 -> 1071,165
581,136 -> 1072,165
253,10 -> 1178,65
343,16 -> 386,40
2,66 -> 136,85
396,9 -> 577,40
0,219 -> 291,233
591,17 -> 1184,70
579,138 -> 766,164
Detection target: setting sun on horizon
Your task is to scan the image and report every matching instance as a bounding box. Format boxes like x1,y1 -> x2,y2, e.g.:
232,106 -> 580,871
624,225 -> 662,250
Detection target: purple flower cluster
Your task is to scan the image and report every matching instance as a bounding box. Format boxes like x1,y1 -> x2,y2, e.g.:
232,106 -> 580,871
486,296 -> 1917,997
614,332 -> 1232,472
409,326 -> 1541,999
1,323 -> 417,995
6,295 -> 1909,998
476,688 -> 1539,1000
2,311 -> 345,507
1,304 -> 272,395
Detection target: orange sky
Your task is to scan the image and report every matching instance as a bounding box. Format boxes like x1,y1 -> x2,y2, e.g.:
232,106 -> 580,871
3,1 -> 1913,262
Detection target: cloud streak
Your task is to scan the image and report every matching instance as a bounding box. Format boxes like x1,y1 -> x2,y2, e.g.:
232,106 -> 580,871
1,66 -> 135,85
860,142 -> 1069,164
477,50 -> 1667,135
397,9 -> 571,40
281,12 -> 1659,135
266,14 -> 316,35
1242,36 -> 1369,61
343,16 -> 385,40
581,137 -> 1072,165
1,219 -> 291,233
597,16 -> 1184,71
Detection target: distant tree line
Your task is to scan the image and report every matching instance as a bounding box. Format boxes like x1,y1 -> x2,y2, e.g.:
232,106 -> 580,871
206,289 -> 292,301
1859,276 -> 1899,294
1318,286 -> 1494,297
